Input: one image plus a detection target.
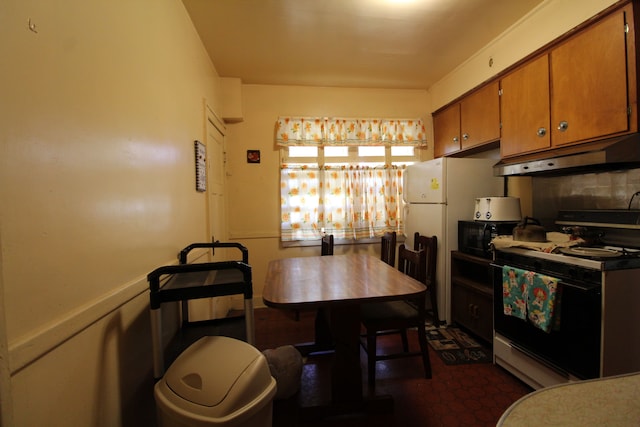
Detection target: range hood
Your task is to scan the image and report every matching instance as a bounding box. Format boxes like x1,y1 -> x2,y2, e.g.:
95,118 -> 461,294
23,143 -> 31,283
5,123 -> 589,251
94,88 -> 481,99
493,133 -> 640,176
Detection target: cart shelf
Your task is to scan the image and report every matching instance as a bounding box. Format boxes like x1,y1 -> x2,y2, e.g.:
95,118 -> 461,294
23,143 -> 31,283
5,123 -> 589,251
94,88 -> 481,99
147,242 -> 254,378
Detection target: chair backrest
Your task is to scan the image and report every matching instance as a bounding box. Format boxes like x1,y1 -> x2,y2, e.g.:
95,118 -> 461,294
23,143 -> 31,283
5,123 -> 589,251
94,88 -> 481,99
414,233 -> 438,290
397,244 -> 426,284
380,231 -> 397,266
321,234 -> 334,256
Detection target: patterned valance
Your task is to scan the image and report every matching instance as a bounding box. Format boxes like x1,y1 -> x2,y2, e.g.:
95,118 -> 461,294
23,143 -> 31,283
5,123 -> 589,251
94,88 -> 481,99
275,117 -> 428,147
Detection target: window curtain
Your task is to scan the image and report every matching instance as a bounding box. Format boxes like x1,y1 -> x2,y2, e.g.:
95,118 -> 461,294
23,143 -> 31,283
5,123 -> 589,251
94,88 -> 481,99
275,117 -> 428,147
280,165 -> 404,241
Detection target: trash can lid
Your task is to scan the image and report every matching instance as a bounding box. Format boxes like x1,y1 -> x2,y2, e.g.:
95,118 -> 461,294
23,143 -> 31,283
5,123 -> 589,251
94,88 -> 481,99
164,336 -> 267,407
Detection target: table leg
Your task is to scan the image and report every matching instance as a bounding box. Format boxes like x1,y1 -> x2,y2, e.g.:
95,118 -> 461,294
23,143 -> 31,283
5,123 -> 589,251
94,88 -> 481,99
297,304 -> 394,420
329,304 -> 362,405
314,308 -> 334,350
293,308 -> 335,357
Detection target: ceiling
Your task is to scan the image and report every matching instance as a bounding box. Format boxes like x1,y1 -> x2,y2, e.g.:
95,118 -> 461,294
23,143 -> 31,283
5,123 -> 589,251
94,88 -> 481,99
182,0 -> 545,90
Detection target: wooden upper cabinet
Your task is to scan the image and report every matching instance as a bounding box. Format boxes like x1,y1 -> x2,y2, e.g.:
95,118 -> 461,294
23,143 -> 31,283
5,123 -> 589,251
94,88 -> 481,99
433,103 -> 460,158
433,81 -> 500,158
550,6 -> 632,146
500,55 -> 551,157
500,3 -> 636,158
460,81 -> 500,150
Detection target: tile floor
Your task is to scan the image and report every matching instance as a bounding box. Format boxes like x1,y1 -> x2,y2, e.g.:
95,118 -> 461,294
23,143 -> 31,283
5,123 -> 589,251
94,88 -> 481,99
254,307 -> 533,427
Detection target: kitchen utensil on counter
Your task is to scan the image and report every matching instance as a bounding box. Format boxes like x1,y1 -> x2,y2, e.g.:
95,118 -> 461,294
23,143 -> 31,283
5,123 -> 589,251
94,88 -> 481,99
561,226 -> 604,246
512,217 -> 547,242
474,197 -> 522,221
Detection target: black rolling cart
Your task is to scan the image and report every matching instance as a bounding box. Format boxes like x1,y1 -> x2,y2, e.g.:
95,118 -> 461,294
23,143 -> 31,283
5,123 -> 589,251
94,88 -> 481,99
147,242 -> 254,379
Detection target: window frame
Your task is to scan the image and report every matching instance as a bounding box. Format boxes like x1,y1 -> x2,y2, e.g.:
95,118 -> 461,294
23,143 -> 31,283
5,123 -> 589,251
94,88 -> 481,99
280,144 -> 419,247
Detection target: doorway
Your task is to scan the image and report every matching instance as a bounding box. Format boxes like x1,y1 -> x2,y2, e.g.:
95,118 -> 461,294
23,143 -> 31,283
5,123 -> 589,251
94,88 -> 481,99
186,106 -> 232,321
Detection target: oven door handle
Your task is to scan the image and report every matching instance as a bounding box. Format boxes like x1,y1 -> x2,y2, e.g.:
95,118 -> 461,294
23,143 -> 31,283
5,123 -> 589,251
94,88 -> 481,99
558,281 -> 601,292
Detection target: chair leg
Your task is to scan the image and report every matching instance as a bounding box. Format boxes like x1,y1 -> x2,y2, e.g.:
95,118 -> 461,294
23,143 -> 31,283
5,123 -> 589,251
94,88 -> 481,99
400,329 -> 409,352
417,324 -> 432,379
429,289 -> 440,327
366,330 -> 377,386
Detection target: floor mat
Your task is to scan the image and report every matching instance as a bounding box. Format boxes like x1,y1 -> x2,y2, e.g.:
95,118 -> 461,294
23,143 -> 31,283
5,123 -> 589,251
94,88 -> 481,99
426,326 -> 492,365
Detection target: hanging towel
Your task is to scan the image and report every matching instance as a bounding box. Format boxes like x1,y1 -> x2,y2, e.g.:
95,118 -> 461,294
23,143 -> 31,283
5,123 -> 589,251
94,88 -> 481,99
502,266 -> 528,320
502,265 -> 561,333
526,271 -> 561,333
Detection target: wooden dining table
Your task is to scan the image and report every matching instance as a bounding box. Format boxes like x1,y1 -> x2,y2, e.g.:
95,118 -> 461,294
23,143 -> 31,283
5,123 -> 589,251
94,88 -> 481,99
263,253 -> 427,416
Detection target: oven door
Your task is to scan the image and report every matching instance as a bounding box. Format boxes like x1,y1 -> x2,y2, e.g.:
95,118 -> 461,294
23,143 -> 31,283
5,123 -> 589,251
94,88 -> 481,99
492,263 -> 602,379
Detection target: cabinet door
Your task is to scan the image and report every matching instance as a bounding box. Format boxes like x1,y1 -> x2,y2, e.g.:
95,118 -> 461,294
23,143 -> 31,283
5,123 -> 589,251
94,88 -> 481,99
550,7 -> 630,146
451,283 -> 473,328
473,293 -> 493,344
452,283 -> 493,343
460,81 -> 500,150
433,103 -> 460,158
451,283 -> 473,330
500,55 -> 551,157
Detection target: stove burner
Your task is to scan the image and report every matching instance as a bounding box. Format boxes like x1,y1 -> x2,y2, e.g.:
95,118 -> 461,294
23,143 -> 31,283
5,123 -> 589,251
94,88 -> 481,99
496,210 -> 640,270
559,247 -> 622,258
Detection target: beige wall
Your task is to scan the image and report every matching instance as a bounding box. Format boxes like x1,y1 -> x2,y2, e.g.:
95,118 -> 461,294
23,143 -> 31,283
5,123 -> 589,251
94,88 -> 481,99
1,0 -> 221,425
0,0 -> 624,425
223,85 -> 430,306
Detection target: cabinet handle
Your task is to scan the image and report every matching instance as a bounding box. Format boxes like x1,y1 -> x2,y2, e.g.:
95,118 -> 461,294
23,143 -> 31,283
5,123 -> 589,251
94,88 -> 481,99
557,121 -> 569,132
537,127 -> 546,137
462,133 -> 469,141
453,136 -> 459,143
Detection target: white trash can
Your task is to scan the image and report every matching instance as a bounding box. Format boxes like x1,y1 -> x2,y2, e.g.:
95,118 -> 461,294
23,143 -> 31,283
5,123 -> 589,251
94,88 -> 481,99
154,336 -> 277,427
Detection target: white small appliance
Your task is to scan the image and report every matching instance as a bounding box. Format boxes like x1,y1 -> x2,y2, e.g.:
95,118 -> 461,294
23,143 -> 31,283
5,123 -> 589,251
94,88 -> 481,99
474,196 -> 522,222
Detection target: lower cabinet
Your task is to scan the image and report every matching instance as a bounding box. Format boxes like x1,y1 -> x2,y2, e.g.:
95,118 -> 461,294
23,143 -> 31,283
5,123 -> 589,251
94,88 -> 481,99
451,251 -> 493,344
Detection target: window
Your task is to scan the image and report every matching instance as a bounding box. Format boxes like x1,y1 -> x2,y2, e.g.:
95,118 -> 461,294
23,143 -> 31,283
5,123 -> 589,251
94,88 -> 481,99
280,145 -> 419,242
276,117 -> 427,243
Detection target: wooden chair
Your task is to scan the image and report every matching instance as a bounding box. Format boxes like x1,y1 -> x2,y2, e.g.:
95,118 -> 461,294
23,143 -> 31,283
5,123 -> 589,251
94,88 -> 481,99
360,243 -> 433,385
313,234 -> 334,351
380,231 -> 396,267
294,234 -> 334,322
414,232 -> 441,327
321,234 -> 334,255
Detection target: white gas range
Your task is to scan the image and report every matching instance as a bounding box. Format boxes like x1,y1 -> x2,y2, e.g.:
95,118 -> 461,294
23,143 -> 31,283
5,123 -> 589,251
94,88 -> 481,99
491,210 -> 640,390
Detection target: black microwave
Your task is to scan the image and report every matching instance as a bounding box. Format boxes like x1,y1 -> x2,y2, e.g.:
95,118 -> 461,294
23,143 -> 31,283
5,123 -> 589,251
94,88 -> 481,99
458,220 -> 519,259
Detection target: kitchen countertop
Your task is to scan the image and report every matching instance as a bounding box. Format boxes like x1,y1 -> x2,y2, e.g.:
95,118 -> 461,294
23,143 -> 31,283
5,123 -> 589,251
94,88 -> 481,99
491,231 -> 582,253
497,372 -> 640,426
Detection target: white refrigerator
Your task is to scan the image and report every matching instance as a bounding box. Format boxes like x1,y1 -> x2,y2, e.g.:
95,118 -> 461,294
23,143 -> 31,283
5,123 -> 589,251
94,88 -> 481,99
403,157 -> 503,325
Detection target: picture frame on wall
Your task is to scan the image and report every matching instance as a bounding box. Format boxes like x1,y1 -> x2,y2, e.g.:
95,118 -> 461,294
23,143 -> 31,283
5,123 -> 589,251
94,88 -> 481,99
195,140 -> 206,192
247,150 -> 261,163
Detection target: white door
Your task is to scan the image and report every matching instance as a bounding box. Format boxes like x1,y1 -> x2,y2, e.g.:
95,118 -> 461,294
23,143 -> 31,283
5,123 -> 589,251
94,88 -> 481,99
206,115 -> 226,246
188,109 -> 231,321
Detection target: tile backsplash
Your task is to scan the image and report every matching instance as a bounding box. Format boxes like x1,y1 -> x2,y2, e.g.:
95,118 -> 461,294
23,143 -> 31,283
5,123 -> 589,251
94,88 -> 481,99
531,167 -> 640,229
